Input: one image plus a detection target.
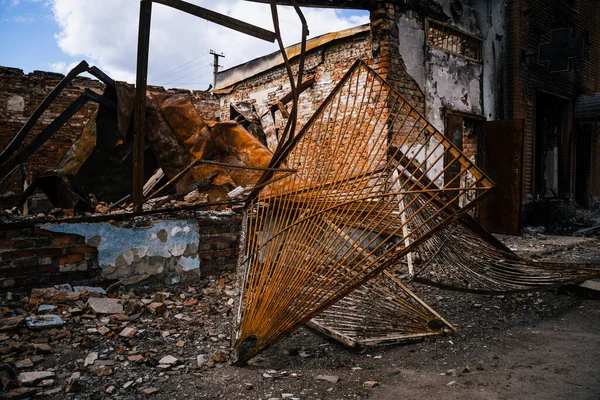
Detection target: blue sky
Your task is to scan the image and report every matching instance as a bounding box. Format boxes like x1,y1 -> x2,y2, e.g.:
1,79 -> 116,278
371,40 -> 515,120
0,0 -> 75,73
0,1 -> 369,89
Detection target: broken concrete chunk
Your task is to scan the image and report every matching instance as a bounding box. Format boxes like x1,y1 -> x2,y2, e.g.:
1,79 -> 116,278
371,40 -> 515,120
119,327 -> 137,338
14,358 -> 34,369
139,386 -> 160,395
97,326 -> 110,335
158,355 -> 178,368
37,304 -> 57,314
84,352 -> 98,367
30,288 -> 80,303
17,370 -> 55,386
73,286 -> 107,295
196,354 -> 208,366
25,314 -> 64,329
87,297 -> 123,314
315,375 -> 340,383
37,379 -> 54,387
0,315 -> 25,332
148,302 -> 166,315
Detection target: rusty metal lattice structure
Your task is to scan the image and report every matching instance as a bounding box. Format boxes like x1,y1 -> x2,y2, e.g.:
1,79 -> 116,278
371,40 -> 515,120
232,60 -> 494,363
308,270 -> 455,348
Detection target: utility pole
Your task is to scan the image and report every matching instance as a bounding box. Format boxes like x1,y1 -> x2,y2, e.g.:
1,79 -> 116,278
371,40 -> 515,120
210,50 -> 224,90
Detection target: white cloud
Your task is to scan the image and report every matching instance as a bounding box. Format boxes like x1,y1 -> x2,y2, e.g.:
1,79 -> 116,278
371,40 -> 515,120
49,0 -> 369,89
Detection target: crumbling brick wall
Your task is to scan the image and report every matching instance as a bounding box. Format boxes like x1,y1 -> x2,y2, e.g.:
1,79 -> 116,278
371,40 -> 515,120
0,67 -> 103,198
0,67 -> 220,199
216,14 -> 426,150
0,226 -> 100,289
0,211 -> 241,290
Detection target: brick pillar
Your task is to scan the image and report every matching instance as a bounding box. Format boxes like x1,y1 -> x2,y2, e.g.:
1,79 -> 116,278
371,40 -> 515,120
369,2 -> 425,114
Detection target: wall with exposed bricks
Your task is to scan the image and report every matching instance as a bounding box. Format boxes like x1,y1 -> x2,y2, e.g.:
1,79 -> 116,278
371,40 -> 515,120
0,211 -> 241,290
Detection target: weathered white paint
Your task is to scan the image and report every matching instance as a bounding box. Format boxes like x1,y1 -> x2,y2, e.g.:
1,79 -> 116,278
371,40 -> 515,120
43,220 -> 201,284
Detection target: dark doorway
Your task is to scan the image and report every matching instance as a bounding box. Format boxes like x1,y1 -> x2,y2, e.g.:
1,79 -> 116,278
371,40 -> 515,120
478,120 -> 524,235
534,92 -> 569,198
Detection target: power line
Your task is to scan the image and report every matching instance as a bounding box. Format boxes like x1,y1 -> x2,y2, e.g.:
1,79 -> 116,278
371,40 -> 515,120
159,63 -> 211,87
150,53 -> 210,82
161,70 -> 213,87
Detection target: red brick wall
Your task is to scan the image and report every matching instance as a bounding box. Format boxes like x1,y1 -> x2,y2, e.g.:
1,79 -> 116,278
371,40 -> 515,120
0,211 -> 242,290
0,226 -> 100,289
216,6 -> 426,147
506,0 -> 600,201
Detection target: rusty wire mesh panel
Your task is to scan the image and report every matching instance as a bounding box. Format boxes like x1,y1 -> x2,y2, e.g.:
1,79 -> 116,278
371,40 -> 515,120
308,270 -> 454,348
406,208 -> 600,293
309,166 -> 599,349
232,60 -> 494,362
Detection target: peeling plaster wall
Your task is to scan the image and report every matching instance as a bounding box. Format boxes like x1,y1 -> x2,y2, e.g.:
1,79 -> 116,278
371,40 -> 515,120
396,1 -> 507,130
42,220 -> 200,285
426,47 -> 483,131
396,14 -> 426,94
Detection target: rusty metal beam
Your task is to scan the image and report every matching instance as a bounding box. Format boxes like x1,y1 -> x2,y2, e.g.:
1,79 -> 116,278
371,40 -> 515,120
133,0 -> 152,212
151,0 -> 277,42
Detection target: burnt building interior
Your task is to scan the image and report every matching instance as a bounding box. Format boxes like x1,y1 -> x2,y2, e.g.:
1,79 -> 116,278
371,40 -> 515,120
0,0 -> 599,398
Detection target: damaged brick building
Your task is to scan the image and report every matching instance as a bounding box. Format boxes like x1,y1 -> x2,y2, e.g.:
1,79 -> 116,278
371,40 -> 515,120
0,0 -> 599,289
216,0 -> 600,234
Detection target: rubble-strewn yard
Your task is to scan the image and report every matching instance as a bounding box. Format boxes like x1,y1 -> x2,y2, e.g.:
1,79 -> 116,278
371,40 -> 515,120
1,233 -> 599,400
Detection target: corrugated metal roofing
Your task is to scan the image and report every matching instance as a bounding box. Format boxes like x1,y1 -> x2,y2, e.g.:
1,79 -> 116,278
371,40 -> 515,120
575,93 -> 600,122
214,24 -> 370,91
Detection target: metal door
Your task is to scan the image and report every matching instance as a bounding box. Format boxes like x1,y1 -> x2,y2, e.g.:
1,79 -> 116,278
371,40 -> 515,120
479,120 -> 524,235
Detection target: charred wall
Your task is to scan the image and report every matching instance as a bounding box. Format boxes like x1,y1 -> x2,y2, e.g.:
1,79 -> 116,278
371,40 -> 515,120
0,66 -> 220,201
506,0 -> 600,204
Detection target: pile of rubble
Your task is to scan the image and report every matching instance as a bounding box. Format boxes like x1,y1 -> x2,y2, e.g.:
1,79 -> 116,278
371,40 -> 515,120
0,273 -> 237,398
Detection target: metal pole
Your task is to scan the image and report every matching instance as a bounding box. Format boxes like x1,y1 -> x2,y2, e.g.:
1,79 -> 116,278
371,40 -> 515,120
133,0 -> 152,212
210,49 -> 224,89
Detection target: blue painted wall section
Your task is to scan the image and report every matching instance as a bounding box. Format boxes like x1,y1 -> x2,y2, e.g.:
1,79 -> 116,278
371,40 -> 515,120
42,220 -> 200,284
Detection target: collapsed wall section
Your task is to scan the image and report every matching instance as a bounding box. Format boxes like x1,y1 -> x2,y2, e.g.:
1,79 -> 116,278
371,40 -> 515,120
0,211 -> 241,289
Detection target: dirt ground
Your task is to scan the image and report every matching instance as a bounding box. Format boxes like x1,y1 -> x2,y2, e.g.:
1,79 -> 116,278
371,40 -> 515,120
1,233 -> 599,400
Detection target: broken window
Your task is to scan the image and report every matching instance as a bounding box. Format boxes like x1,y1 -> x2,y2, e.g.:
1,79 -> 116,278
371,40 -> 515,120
426,19 -> 483,62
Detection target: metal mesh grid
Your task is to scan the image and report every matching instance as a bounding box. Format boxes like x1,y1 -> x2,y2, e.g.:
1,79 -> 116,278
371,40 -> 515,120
232,60 -> 493,362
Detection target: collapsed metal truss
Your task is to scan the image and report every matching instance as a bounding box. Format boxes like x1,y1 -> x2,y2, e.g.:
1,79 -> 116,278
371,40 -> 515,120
232,60 -> 494,363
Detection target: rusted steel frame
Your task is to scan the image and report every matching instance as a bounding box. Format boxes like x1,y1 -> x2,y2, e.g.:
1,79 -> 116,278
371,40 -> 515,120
243,1 -> 307,206
262,173 -> 490,344
0,60 -> 90,165
234,61 -> 490,362
268,77 -> 316,114
245,58 -> 365,208
151,0 -> 276,42
0,89 -> 117,178
133,0 -> 152,213
244,66 -> 379,329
